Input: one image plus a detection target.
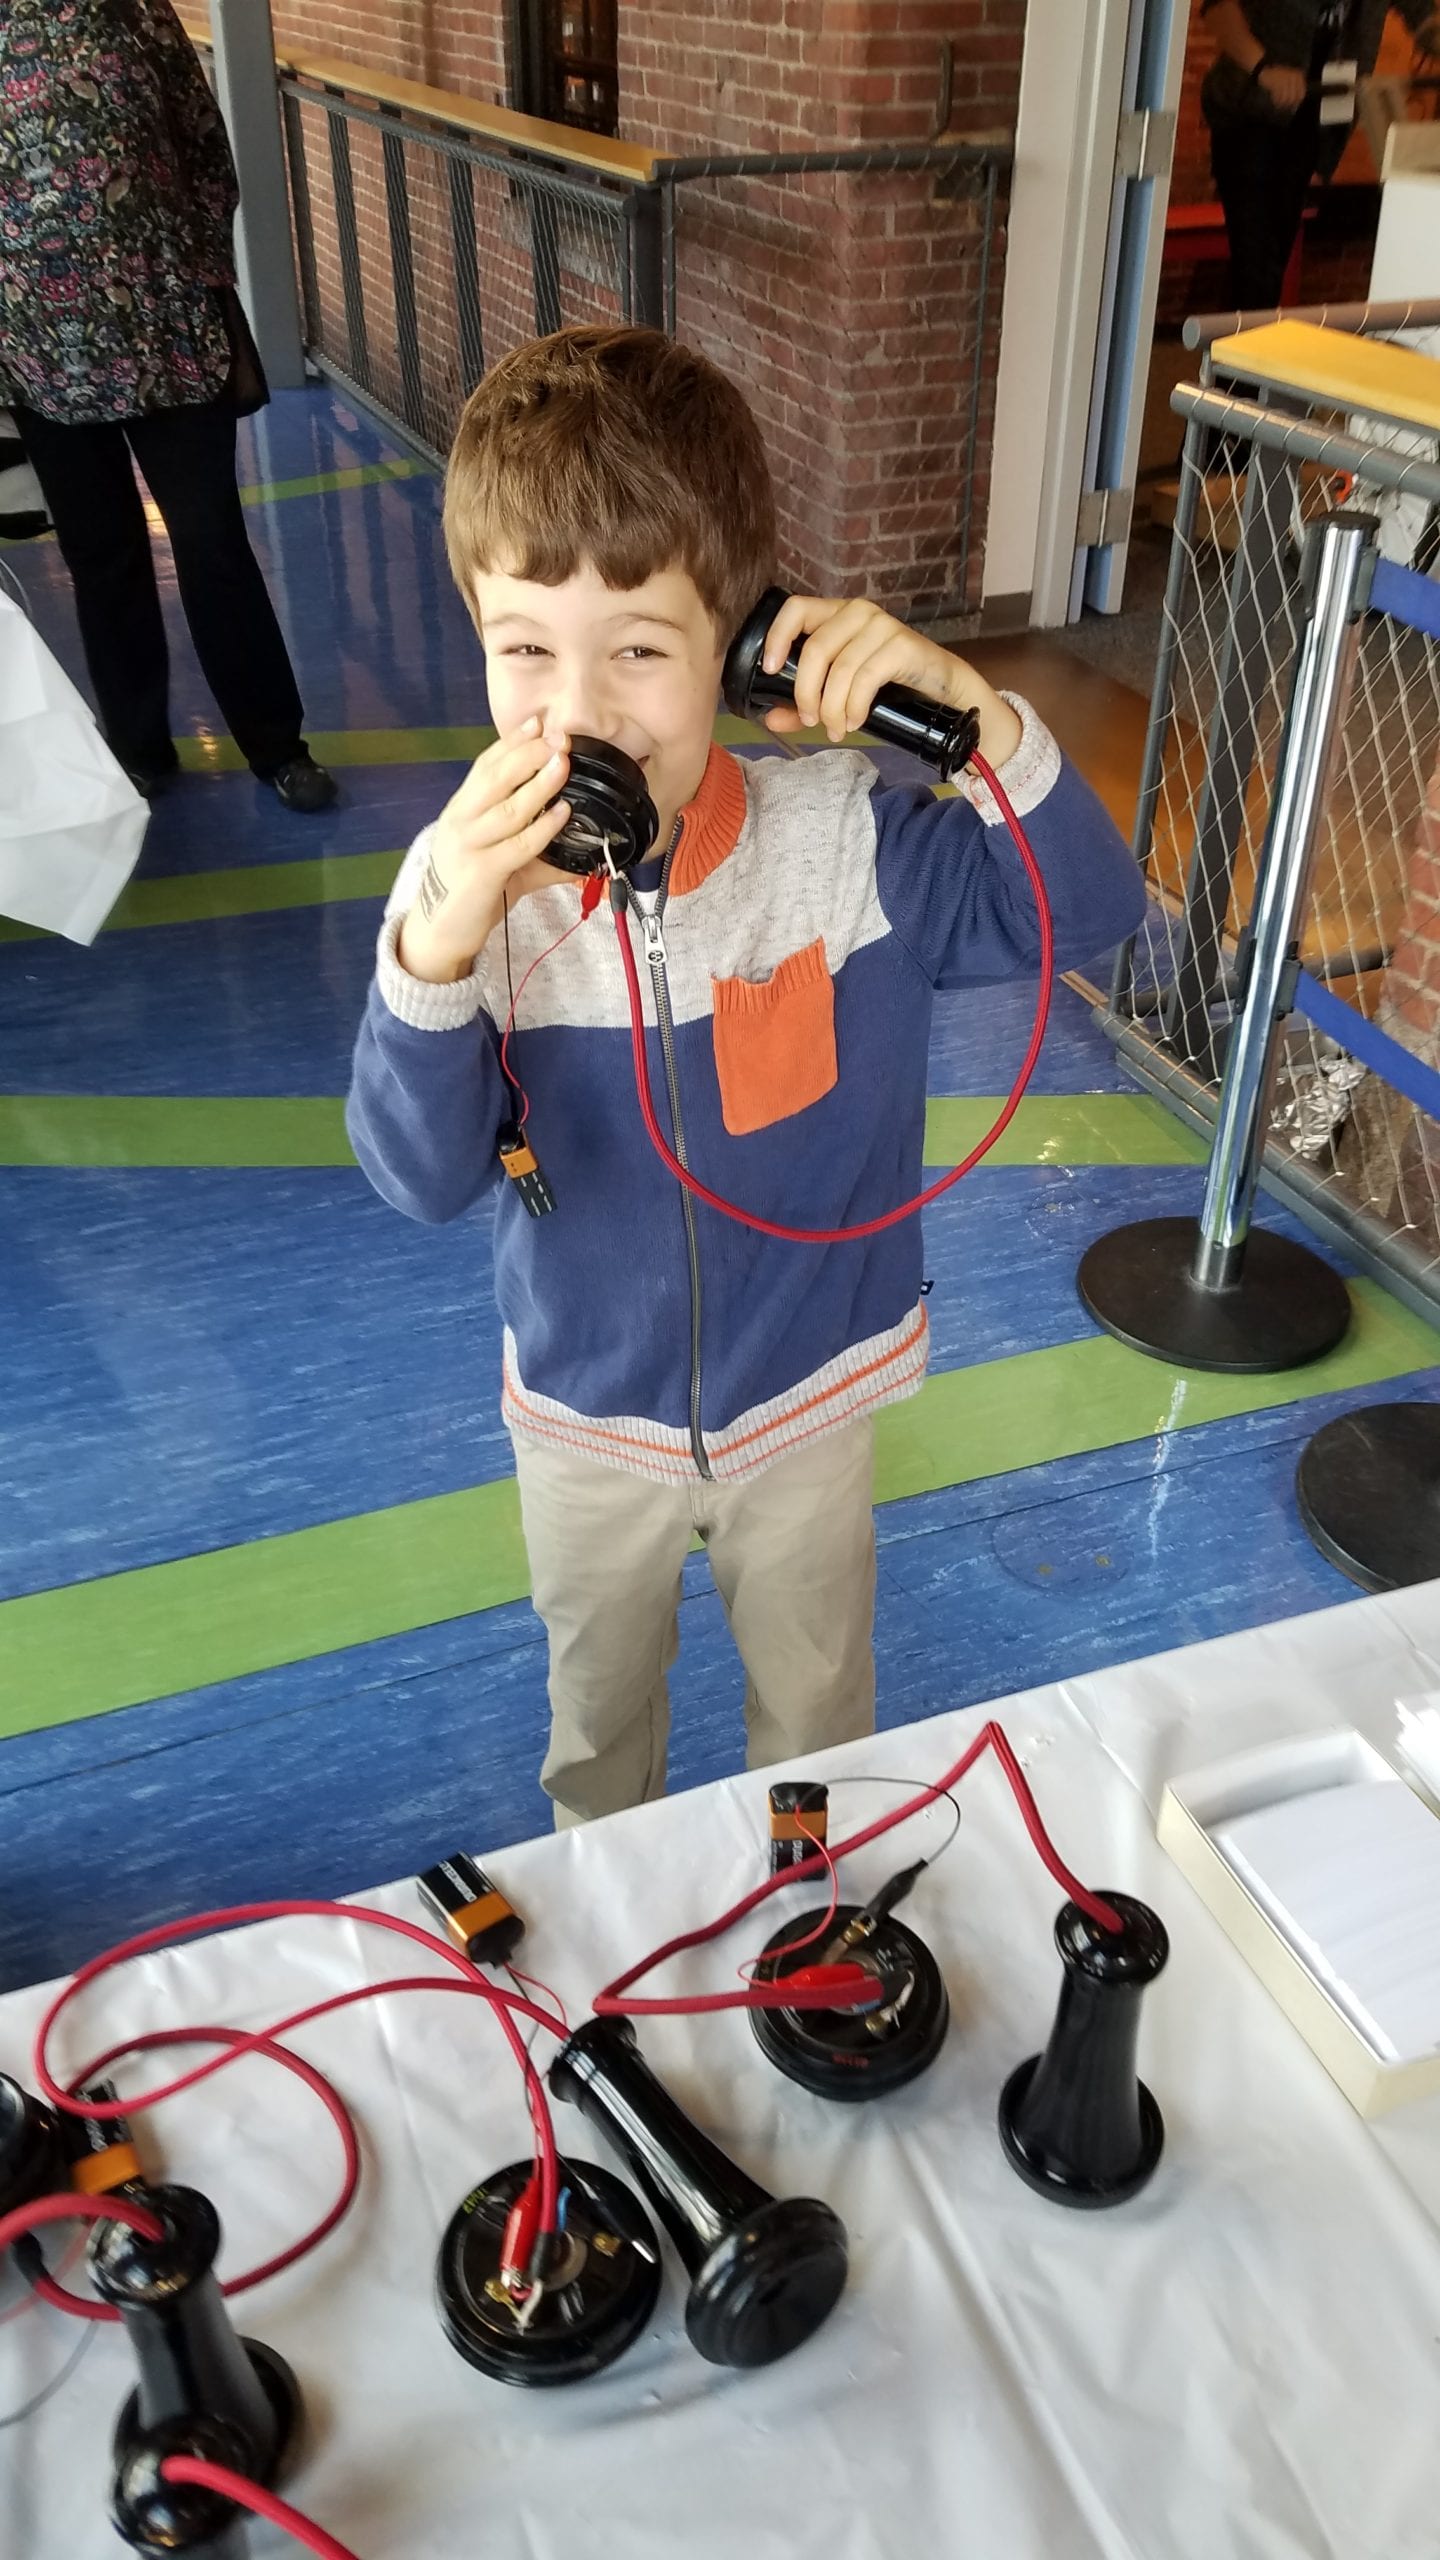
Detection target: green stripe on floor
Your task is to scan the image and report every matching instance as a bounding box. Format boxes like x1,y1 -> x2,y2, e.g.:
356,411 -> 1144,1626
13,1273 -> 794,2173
3,460 -> 433,542
0,850 -> 402,943
922,1093 -> 1204,1169
0,1096 -> 353,1168
170,714 -> 852,775
239,459 -> 432,506
0,1090 -> 1206,1171
0,1277 -> 1432,1739
175,726 -> 497,774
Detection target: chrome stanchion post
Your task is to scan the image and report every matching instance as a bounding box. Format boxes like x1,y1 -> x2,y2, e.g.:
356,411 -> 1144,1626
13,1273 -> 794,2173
1078,513 -> 1376,1373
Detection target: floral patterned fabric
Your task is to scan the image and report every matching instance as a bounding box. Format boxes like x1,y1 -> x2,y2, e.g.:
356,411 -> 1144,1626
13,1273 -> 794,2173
0,0 -> 240,424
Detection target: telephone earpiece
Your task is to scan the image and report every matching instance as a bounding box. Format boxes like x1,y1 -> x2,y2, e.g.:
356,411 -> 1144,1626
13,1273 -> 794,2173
722,586 -> 981,781
543,736 -> 658,878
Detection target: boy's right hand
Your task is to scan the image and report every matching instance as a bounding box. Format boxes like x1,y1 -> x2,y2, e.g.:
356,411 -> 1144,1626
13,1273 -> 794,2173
397,718 -> 573,984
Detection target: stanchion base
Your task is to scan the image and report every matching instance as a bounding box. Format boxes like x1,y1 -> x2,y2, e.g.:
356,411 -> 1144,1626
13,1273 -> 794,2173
1297,1403 -> 1440,1592
1077,1217 -> 1350,1374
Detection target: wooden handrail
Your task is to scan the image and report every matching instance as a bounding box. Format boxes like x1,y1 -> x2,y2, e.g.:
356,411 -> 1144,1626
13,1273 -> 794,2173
177,11 -> 661,182
176,10 -> 1007,188
1209,318 -> 1440,434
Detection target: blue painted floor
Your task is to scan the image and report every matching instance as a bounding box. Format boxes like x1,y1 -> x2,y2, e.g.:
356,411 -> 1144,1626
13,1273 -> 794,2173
1,385 -> 1432,1991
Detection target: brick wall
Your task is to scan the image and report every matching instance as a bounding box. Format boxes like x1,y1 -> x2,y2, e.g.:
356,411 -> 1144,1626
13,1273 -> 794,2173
262,0 -> 1022,617
620,0 -> 1017,613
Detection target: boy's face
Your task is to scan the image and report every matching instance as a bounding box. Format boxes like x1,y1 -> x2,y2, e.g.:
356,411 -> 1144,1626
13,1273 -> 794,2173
474,561 -> 725,846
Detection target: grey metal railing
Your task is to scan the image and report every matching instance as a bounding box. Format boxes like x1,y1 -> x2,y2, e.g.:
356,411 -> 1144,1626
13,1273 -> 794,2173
277,71 -> 656,461
191,30 -> 1011,615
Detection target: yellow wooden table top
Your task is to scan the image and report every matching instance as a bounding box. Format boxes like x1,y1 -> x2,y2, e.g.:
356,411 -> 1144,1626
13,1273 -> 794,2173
1209,319 -> 1440,433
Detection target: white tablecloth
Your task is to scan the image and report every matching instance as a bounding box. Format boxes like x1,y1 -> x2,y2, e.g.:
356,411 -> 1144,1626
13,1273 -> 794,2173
5,1581 -> 1440,2560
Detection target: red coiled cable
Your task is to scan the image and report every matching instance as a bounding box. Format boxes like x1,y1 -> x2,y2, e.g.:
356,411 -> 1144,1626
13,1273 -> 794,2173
609,749 -> 1053,1244
159,2457 -> 362,2560
27,2025 -> 361,2325
32,1901 -> 563,2234
595,1718 -> 1122,2021
0,2190 -> 164,2262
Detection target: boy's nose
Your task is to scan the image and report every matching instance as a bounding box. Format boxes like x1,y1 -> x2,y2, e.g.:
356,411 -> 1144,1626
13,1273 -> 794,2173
543,682 -> 618,743
550,706 -> 618,744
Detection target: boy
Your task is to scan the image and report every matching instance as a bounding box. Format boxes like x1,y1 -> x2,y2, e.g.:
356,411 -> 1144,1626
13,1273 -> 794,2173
347,326 -> 1145,1827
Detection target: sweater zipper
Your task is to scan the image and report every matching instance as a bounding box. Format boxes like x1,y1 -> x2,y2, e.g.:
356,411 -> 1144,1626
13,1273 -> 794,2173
632,828 -> 710,1480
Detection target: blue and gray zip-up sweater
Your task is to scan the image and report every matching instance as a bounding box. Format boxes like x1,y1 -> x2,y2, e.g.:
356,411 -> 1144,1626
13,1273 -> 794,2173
347,699 -> 1145,1484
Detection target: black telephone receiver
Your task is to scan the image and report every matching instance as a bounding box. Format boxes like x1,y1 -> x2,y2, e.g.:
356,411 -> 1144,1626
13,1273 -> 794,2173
544,589 -> 984,879
544,735 -> 658,879
723,586 -> 982,781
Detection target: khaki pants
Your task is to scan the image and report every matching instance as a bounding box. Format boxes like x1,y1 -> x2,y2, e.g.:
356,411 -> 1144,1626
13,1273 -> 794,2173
511,1418 -> 878,1826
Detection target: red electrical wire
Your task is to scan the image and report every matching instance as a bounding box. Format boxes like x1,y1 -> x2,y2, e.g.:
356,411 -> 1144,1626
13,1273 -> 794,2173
500,874 -> 605,1122
29,2025 -> 361,2325
610,751 -> 1054,1244
505,1961 -> 570,2036
0,2190 -> 163,2263
32,1900 -> 563,2233
738,1810 -> 842,1984
595,1719 -> 1122,2021
159,2457 -> 362,2560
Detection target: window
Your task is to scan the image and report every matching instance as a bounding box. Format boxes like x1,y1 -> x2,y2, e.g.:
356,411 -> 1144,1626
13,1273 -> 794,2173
509,0 -> 619,140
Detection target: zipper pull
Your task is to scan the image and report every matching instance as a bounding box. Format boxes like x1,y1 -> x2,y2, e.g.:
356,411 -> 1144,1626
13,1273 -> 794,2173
640,909 -> 667,969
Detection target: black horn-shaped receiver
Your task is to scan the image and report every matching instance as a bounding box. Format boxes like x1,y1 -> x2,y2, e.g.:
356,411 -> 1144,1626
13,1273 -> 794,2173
998,1895 -> 1168,2207
550,2016 -> 847,2367
91,2184 -> 300,2553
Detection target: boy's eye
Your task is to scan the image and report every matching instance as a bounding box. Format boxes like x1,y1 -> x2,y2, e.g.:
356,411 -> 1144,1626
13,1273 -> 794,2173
499,644 -> 550,658
621,646 -> 661,661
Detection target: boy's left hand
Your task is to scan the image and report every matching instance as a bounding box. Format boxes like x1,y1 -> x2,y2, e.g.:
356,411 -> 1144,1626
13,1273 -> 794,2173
759,595 -> 1023,772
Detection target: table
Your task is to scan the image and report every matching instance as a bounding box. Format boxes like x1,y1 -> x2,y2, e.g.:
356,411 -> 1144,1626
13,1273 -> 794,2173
6,1580 -> 1440,2560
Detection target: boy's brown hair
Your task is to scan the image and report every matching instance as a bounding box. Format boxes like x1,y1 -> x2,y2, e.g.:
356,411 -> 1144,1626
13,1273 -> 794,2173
443,326 -> 777,643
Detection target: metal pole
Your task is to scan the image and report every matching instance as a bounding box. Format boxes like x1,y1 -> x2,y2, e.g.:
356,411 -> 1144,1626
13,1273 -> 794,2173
211,0 -> 306,390
1076,509 -> 1370,1374
1191,510 -> 1376,1286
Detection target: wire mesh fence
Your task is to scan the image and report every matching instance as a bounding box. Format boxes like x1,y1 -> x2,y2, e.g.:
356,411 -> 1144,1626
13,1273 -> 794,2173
1104,305 -> 1440,1319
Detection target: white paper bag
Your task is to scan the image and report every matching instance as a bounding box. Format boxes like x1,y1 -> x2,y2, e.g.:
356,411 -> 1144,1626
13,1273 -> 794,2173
0,588 -> 149,943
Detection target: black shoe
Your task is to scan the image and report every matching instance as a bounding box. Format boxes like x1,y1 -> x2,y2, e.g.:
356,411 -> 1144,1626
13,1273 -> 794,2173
265,751 -> 338,813
118,748 -> 181,798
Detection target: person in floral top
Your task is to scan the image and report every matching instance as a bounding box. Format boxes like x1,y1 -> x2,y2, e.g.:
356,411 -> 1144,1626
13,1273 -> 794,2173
0,0 -> 335,809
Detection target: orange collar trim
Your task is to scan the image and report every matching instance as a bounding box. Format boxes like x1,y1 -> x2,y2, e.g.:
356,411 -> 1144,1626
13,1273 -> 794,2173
668,744 -> 748,896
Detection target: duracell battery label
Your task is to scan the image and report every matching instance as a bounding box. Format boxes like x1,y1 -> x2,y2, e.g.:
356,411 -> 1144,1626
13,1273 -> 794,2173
62,2080 -> 145,2196
418,1855 -> 522,1961
768,1783 -> 829,1873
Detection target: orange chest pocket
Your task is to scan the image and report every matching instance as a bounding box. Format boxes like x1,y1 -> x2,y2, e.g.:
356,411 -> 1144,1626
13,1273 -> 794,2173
711,937 -> 838,1137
